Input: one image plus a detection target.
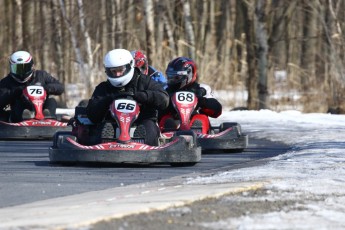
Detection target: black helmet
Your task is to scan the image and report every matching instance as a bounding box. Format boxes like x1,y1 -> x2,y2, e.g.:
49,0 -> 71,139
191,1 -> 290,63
166,57 -> 197,90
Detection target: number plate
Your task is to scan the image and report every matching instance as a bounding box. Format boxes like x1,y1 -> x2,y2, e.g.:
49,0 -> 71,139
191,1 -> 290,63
26,85 -> 44,96
175,91 -> 196,104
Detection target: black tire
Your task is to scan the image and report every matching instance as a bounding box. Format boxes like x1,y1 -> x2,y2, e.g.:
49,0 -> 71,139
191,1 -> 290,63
78,99 -> 89,107
56,133 -> 76,148
170,162 -> 197,167
84,122 -> 115,144
219,122 -> 239,132
231,106 -> 248,111
74,106 -> 87,117
223,148 -> 244,153
100,122 -> 115,142
52,131 -> 74,147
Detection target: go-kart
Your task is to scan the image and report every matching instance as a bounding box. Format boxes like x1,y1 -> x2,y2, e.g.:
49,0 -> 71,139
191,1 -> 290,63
0,85 -> 70,139
49,93 -> 201,166
160,91 -> 248,152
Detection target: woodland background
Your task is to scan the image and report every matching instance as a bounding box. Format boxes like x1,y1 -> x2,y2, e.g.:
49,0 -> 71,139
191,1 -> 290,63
1,0 -> 345,112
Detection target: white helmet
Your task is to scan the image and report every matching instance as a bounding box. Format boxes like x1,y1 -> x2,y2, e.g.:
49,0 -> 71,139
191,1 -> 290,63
9,51 -> 34,83
104,49 -> 134,87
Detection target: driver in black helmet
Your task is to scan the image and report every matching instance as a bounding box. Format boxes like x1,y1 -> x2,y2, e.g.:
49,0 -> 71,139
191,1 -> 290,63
158,57 -> 222,134
0,50 -> 64,122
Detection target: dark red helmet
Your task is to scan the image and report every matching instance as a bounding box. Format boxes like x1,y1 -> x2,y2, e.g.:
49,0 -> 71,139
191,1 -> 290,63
130,50 -> 148,75
165,57 -> 197,90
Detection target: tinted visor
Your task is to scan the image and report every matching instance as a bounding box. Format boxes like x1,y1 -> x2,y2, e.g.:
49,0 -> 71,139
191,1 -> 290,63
106,63 -> 132,78
167,74 -> 187,85
10,61 -> 33,77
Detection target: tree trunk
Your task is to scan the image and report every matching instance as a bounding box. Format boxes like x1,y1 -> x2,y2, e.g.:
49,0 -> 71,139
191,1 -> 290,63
51,1 -> 65,105
255,0 -> 269,109
242,0 -> 257,110
59,0 -> 89,94
182,0 -> 195,59
300,0 -> 317,91
144,0 -> 156,64
14,0 -> 23,49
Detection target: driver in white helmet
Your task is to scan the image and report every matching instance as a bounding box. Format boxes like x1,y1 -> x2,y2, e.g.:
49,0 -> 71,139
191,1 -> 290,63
86,48 -> 169,146
0,50 -> 64,122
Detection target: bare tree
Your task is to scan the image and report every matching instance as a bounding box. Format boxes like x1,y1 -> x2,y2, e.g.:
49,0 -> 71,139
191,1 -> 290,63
51,1 -> 66,104
14,0 -> 23,49
144,0 -> 156,64
300,0 -> 318,91
182,0 -> 195,59
59,0 -> 89,93
241,0 -> 257,110
161,0 -> 176,59
255,0 -> 269,109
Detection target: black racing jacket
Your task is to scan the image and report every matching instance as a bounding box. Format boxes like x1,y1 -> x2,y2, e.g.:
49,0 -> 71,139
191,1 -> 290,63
86,69 -> 169,123
159,82 -> 222,119
0,70 -> 64,110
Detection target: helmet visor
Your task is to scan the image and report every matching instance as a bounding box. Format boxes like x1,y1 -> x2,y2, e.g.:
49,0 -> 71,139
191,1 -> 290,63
10,62 -> 33,76
106,63 -> 132,78
166,69 -> 189,85
167,74 -> 187,86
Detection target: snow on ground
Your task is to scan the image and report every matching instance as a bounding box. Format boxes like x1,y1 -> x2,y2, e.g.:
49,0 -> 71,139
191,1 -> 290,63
188,110 -> 345,229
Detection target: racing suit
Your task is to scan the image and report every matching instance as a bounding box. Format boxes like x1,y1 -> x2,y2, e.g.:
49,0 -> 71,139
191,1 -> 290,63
86,68 -> 169,146
0,70 -> 64,122
158,82 -> 222,134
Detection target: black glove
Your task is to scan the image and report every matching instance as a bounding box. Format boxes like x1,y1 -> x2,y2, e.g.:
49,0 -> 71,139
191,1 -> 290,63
198,97 -> 207,107
195,87 -> 207,98
12,86 -> 25,97
109,91 -> 135,101
134,91 -> 148,104
44,84 -> 53,93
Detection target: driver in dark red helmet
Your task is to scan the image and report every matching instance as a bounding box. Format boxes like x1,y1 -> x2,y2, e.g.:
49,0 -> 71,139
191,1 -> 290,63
130,50 -> 167,89
158,57 -> 222,134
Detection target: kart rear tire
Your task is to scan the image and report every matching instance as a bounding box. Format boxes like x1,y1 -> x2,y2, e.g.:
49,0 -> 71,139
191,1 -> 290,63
101,122 -> 115,141
75,106 -> 87,117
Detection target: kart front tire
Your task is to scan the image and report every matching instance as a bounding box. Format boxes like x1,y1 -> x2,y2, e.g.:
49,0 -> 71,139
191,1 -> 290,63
219,122 -> 239,132
53,131 -> 74,148
56,134 -> 77,149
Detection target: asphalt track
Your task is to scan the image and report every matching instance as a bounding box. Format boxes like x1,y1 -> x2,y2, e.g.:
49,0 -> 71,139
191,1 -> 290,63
0,138 -> 290,229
